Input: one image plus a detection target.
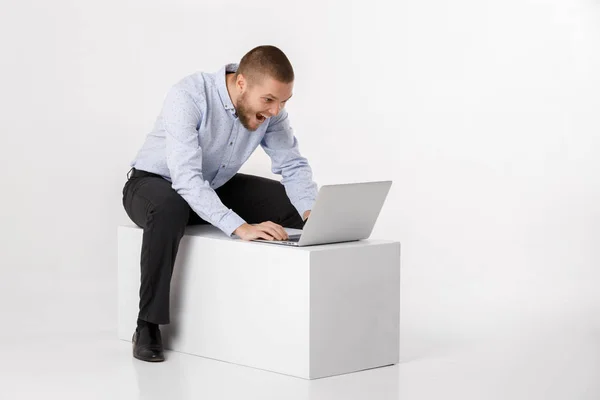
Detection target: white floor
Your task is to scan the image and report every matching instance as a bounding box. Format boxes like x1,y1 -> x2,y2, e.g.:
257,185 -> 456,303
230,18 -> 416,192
2,268 -> 599,400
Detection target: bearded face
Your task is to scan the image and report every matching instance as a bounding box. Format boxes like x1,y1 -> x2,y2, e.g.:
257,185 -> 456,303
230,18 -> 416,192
234,75 -> 294,131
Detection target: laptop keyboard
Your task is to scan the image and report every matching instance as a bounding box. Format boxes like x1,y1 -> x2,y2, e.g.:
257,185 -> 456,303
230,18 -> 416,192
285,234 -> 301,242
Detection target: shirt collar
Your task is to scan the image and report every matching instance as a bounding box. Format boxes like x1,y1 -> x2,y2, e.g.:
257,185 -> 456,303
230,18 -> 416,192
216,63 -> 239,116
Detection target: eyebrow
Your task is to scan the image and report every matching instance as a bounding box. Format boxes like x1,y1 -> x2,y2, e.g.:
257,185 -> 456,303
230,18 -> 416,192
264,93 -> 293,102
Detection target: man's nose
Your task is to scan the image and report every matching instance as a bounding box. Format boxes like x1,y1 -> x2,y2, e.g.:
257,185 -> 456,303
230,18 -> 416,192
269,103 -> 281,116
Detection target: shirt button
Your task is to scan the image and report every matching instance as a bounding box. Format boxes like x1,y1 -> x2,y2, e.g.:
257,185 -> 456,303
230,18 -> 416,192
229,142 -> 233,146
221,165 -> 225,168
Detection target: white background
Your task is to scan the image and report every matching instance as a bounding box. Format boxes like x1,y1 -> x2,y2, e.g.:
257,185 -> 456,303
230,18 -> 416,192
1,0 -> 599,399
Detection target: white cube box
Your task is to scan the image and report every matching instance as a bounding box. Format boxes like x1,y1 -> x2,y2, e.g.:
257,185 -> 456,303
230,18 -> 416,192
118,224 -> 400,379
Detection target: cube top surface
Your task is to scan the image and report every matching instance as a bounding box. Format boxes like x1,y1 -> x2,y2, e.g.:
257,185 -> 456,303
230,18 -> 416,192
118,224 -> 398,252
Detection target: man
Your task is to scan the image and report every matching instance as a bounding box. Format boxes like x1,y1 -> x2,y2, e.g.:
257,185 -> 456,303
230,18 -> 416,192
121,45 -> 318,362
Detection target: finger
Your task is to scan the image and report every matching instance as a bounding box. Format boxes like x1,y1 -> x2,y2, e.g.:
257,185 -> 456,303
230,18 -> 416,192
264,226 -> 284,241
255,232 -> 274,241
258,232 -> 275,240
278,227 -> 289,240
265,221 -> 288,240
257,232 -> 275,241
260,225 -> 285,241
255,228 -> 275,241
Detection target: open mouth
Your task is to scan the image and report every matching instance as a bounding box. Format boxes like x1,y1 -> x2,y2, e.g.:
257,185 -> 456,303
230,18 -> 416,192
256,113 -> 267,123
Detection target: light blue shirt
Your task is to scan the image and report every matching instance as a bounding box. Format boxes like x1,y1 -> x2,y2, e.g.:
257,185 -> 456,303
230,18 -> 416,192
130,63 -> 318,236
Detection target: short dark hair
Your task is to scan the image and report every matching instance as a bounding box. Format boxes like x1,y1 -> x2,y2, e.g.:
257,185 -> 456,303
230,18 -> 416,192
236,45 -> 294,85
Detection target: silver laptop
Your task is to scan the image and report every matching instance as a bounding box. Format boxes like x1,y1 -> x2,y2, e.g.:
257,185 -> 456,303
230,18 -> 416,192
252,181 -> 392,247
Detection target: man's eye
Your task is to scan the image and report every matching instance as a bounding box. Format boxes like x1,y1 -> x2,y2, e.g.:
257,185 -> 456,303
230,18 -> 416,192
264,98 -> 273,102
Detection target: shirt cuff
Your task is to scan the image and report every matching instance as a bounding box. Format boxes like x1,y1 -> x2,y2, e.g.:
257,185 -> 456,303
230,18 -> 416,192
293,199 -> 316,221
216,211 -> 247,237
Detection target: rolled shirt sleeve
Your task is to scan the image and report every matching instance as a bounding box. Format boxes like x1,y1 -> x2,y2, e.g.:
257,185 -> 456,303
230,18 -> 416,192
261,109 -> 318,218
163,87 -> 246,236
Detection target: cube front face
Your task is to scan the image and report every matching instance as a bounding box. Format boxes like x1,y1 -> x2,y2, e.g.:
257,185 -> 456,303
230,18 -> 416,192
118,226 -> 312,378
118,226 -> 400,380
165,235 -> 313,378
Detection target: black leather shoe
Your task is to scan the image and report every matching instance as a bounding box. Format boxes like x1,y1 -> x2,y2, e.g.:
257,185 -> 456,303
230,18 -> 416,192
132,324 -> 165,362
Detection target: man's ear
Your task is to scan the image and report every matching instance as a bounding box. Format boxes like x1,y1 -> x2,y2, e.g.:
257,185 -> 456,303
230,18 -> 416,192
236,73 -> 247,92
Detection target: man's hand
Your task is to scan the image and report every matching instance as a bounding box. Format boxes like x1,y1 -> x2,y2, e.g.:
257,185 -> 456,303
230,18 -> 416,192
233,221 -> 289,241
303,210 -> 311,221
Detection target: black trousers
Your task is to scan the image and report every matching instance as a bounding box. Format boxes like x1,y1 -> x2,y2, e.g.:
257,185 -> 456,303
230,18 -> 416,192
121,168 -> 305,325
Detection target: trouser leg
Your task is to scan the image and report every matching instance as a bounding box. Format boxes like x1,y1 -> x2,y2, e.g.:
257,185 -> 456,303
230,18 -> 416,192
122,169 -> 193,324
